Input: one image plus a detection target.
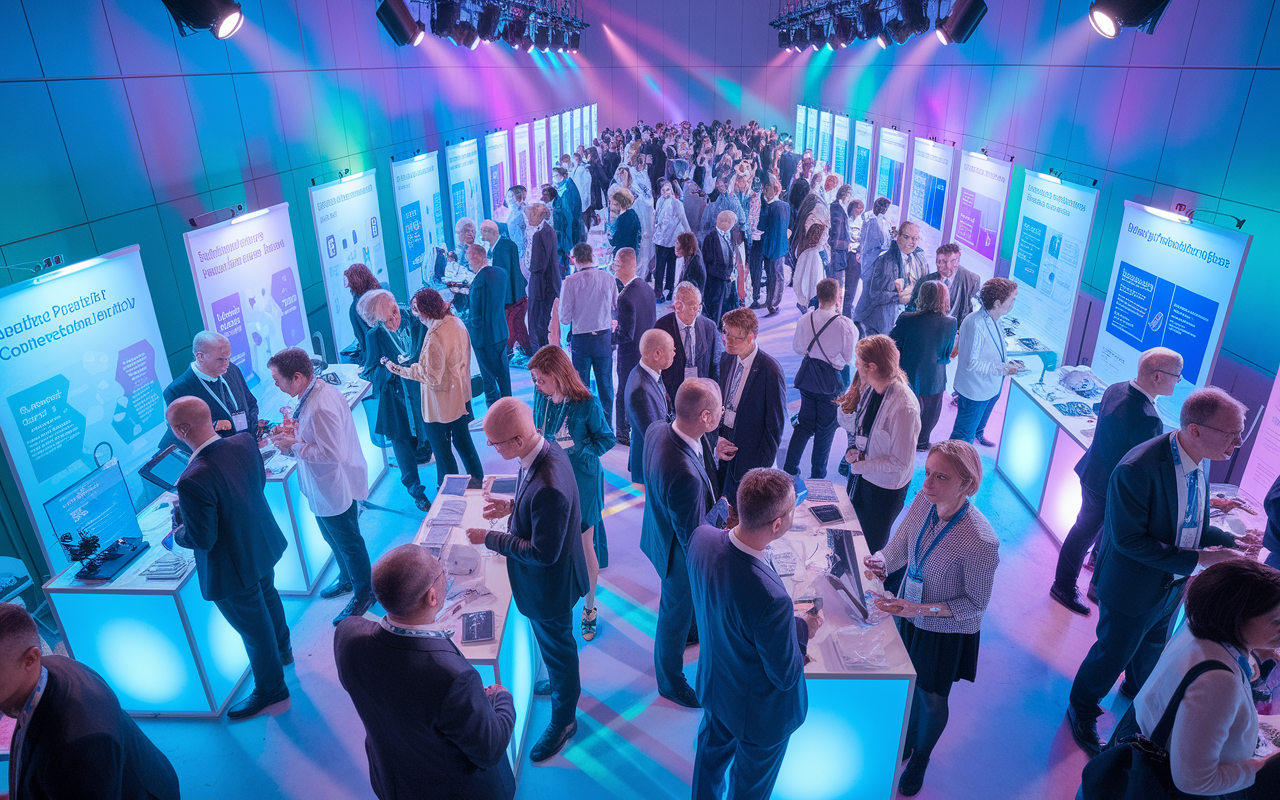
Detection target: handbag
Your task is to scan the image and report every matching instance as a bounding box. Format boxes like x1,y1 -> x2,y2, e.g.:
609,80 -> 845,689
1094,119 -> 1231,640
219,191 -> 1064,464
1079,660 -> 1232,800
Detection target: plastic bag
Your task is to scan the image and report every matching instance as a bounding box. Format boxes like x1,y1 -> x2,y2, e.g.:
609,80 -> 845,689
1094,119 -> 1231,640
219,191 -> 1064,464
832,623 -> 890,670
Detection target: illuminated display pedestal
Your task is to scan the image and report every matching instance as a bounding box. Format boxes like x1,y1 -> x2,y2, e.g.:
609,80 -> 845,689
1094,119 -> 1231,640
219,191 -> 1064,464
995,374 -> 1093,544
413,480 -> 541,778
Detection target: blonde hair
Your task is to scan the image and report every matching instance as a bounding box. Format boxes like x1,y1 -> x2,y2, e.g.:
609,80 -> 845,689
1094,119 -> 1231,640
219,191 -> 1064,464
611,188 -> 634,210
838,334 -> 908,413
927,440 -> 984,497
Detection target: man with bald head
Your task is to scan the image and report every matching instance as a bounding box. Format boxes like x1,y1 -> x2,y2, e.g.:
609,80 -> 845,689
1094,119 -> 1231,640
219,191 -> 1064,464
1051,347 -> 1185,616
166,396 -> 290,720
641,378 -> 724,708
614,246 -> 657,446
335,545 -> 516,799
466,397 -> 587,762
160,330 -> 260,452
625,328 -> 676,484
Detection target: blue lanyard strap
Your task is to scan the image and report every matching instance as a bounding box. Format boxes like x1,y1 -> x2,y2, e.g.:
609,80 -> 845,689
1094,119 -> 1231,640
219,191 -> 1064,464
908,503 -> 968,581
984,311 -> 1005,361
294,378 -> 319,418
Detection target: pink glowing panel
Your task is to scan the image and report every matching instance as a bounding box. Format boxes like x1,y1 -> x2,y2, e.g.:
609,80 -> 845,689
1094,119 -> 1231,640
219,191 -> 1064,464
1041,429 -> 1087,545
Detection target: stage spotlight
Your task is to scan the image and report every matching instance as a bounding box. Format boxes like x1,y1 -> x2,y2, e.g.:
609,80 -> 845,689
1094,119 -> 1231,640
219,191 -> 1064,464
504,18 -> 527,47
477,3 -> 501,41
901,0 -> 930,35
808,22 -> 824,50
568,30 -> 581,52
523,34 -> 535,52
458,21 -> 480,49
1088,0 -> 1172,38
886,17 -> 913,44
859,2 -> 883,39
431,0 -> 460,37
534,25 -> 551,52
551,28 -> 566,52
161,0 -> 245,40
936,0 -> 987,44
778,29 -> 793,49
877,30 -> 892,48
832,14 -> 855,47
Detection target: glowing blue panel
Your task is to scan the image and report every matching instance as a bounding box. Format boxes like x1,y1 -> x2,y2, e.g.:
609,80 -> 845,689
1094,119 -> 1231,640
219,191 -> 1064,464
179,574 -> 249,706
264,480 -> 307,593
352,397 -> 388,491
996,382 -> 1057,511
287,473 -> 332,587
496,604 -> 539,771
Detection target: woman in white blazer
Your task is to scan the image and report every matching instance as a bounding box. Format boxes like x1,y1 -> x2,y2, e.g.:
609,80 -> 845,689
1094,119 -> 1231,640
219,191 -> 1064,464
837,334 -> 922,557
384,288 -> 484,489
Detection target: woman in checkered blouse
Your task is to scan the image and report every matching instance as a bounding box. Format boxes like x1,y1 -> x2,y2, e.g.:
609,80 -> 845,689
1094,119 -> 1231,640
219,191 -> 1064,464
863,439 -> 1000,797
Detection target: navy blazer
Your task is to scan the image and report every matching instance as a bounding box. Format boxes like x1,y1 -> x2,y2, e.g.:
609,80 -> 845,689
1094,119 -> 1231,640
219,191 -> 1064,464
528,224 -> 560,303
9,656 -> 179,800
467,265 -> 509,350
654,312 -> 720,407
702,229 -> 734,282
625,366 -> 671,485
160,362 -> 259,452
717,348 -> 787,490
483,440 -> 587,620
1096,434 -> 1235,616
1075,382 -> 1165,497
491,238 -> 525,304
334,618 -> 516,800
890,311 -> 957,397
174,433 -> 287,602
760,199 -> 791,262
616,277 -> 657,381
641,424 -> 719,578
687,526 -> 809,746
680,252 -> 706,295
1264,474 -> 1280,571
611,208 -> 642,253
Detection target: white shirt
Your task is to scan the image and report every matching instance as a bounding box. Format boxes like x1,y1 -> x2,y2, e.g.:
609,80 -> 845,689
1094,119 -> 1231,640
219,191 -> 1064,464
1170,432 -> 1205,549
519,433 -> 547,472
191,362 -> 241,415
192,434 -> 220,459
1129,380 -> 1157,405
288,380 -> 369,517
952,309 -> 1008,402
836,381 -> 921,491
640,362 -> 662,384
792,307 -> 857,370
672,422 -> 702,454
722,344 -> 758,428
729,528 -> 768,566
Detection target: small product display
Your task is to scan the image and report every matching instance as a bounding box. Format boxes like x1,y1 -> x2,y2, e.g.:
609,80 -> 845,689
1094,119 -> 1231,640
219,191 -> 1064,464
1053,401 -> 1097,418
432,500 -> 468,526
804,479 -> 840,503
143,552 -> 194,581
461,610 -> 496,643
810,504 -> 844,524
440,475 -> 471,496
488,477 -> 518,495
421,525 -> 452,556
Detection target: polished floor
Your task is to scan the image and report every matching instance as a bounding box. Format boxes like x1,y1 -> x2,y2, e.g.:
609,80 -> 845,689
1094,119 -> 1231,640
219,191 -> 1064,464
134,282 -> 1128,800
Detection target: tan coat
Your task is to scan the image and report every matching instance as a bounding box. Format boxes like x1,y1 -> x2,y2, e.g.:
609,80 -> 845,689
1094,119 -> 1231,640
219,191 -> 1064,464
393,315 -> 472,424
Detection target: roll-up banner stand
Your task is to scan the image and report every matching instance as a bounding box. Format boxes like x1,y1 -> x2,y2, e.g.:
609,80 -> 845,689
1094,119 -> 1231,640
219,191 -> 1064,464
549,115 -> 562,172
0,246 -> 174,572
818,111 -> 834,171
591,104 -> 598,141
806,107 -> 819,158
1241,356 -> 1280,509
852,120 -> 875,211
571,107 -> 582,154
874,127 -> 909,224
949,151 -> 1012,281
390,152 -> 446,293
484,130 -> 513,223
1007,172 -> 1099,368
906,138 -> 957,260
795,105 -> 808,152
308,171 -> 389,354
560,112 -> 572,162
445,139 -> 484,242
513,123 -> 532,193
1092,201 -> 1249,428
534,118 -> 550,188
832,114 -> 851,183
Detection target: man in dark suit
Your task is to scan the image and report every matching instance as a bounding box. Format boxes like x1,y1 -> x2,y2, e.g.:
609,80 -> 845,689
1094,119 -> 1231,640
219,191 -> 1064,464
613,247 -> 657,446
160,330 -> 260,452
642,379 -> 723,707
165,396 -> 291,720
1050,348 -> 1183,616
716,308 -> 787,509
757,181 -> 790,317
906,243 -> 982,327
526,203 -> 560,351
687,468 -> 821,800
465,241 -> 512,407
0,605 -> 179,800
702,211 -> 738,324
626,329 -> 676,485
468,398 -> 587,762
655,282 -> 721,407
336,545 -> 516,800
777,141 -> 799,194
1066,387 -> 1247,756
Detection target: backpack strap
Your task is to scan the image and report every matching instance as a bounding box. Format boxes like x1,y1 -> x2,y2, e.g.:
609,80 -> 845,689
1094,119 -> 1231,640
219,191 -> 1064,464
1150,660 -> 1233,749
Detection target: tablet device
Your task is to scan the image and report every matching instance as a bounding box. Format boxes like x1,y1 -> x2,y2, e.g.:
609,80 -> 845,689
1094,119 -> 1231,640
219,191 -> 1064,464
827,528 -> 868,620
704,497 -> 730,529
441,475 -> 471,496
139,445 -> 190,492
489,477 -> 518,495
810,504 -> 843,524
461,610 -> 495,643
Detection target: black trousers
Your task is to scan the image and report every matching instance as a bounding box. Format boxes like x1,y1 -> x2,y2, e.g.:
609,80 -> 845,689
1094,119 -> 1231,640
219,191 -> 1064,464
473,341 -> 512,406
1054,485 -> 1106,592
782,389 -> 839,479
316,501 -> 371,598
917,391 -> 944,449
529,296 -> 554,350
389,436 -> 427,501
747,239 -> 765,301
615,354 -> 639,440
214,570 -> 290,695
528,612 -> 581,726
850,477 -> 909,553
692,711 -> 790,800
654,245 -> 678,298
422,417 -> 484,488
842,254 -> 860,318
703,276 -> 729,325
653,540 -> 695,695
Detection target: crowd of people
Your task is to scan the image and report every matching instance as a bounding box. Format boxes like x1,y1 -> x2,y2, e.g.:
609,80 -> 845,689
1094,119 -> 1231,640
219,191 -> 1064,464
6,118 -> 1280,800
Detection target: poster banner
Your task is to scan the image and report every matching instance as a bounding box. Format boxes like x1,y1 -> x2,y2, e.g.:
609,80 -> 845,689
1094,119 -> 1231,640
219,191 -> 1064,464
0,246 -> 174,571
818,111 -> 834,170
1092,201 -> 1249,427
1241,366 -> 1280,508
832,114 -> 850,183
795,105 -> 808,152
445,139 -> 484,241
534,118 -> 549,188
852,120 -> 874,210
390,152 -> 446,293
874,127 -> 909,222
550,115 -> 562,172
513,123 -> 532,195
484,130 -> 513,223
591,104 -> 598,141
949,151 -> 1012,281
571,107 -> 582,154
579,106 -> 589,150
806,107 -> 819,157
308,170 -> 389,351
905,138 -> 956,259
1007,173 -> 1098,367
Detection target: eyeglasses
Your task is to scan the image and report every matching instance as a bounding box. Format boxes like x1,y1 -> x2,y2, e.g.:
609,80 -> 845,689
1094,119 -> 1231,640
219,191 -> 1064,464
485,435 -> 521,448
722,329 -> 749,343
1197,423 -> 1244,441
1154,369 -> 1184,383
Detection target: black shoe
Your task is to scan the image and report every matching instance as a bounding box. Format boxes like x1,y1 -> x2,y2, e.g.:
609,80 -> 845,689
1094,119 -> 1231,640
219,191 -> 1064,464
975,434 -> 996,447
534,679 -> 552,696
414,494 -> 431,512
227,685 -> 290,720
1050,584 -> 1092,617
765,307 -> 779,318
279,647 -> 294,666
1118,677 -> 1139,699
686,624 -> 699,647
616,433 -> 631,447
1066,706 -> 1103,757
659,683 -> 701,708
1087,583 -> 1099,604
916,442 -> 931,452
320,579 -> 353,600
750,301 -> 764,310
530,720 -> 578,762
898,753 -> 930,796
333,593 -> 376,626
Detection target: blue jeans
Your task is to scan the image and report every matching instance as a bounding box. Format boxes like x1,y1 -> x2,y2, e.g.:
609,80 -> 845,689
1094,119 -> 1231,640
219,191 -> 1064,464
571,331 -> 614,426
316,501 -> 371,598
422,417 -> 485,488
950,393 -> 999,443
782,389 -> 839,479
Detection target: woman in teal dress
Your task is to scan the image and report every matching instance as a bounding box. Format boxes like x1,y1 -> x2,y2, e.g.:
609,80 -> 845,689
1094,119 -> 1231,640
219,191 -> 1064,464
527,344 -> 616,642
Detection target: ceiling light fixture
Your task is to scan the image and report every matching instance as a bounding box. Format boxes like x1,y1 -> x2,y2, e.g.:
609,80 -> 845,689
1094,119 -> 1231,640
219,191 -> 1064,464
161,0 -> 245,40
936,0 -> 988,44
1088,0 -> 1173,38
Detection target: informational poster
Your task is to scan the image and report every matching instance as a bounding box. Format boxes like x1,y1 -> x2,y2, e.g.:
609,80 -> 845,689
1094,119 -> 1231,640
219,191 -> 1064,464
1241,362 -> 1280,508
390,152 -> 445,293
534,117 -> 549,188
484,130 -> 513,223
906,138 -> 956,259
445,139 -> 484,237
591,104 -> 598,141
0,246 -> 173,571
513,122 -> 532,194
571,107 -> 582,154
806,107 -> 819,157
818,111 -> 834,170
795,105 -> 808,152
308,170 -> 389,350
874,128 -> 909,222
852,120 -> 874,210
949,151 -> 1012,281
579,106 -> 590,149
1007,172 -> 1099,365
1092,201 -> 1249,427
549,115 -> 561,173
832,114 -> 850,183
187,202 -> 312,392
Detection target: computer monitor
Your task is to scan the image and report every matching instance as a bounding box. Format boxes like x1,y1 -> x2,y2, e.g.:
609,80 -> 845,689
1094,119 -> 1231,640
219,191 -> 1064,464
43,463 -> 142,552
826,527 -> 868,620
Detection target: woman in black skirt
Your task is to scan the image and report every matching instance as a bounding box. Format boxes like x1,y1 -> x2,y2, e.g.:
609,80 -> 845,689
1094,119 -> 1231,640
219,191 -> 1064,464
863,439 -> 1000,797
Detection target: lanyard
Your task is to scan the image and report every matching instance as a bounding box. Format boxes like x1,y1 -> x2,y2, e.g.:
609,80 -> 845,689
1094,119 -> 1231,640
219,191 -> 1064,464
198,371 -> 238,415
380,616 -> 454,639
983,311 -> 1006,361
908,503 -> 968,581
294,378 -> 319,418
12,665 -> 48,788
1170,433 -> 1202,530
539,395 -> 570,439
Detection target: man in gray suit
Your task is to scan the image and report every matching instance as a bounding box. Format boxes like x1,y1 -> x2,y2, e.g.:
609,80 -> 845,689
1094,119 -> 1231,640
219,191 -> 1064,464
907,243 -> 981,326
854,221 -> 930,337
